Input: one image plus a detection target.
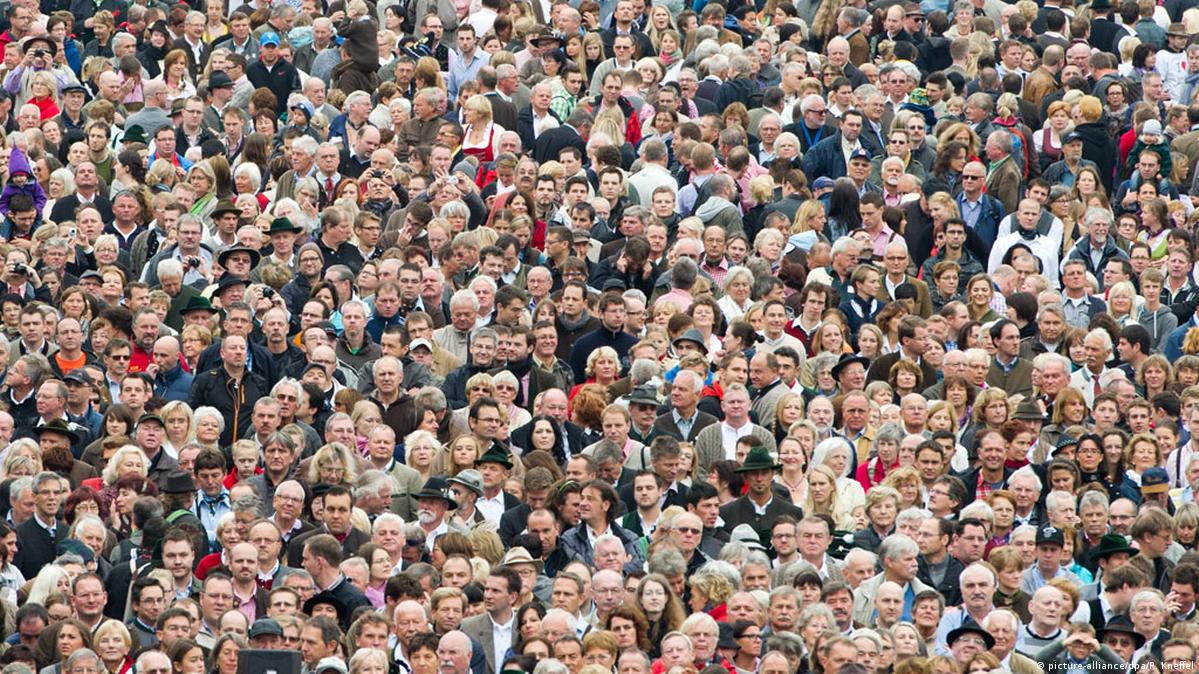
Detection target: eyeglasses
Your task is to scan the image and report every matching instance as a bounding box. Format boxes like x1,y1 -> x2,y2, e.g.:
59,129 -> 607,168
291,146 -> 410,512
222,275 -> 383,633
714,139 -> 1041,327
109,354 -> 131,361
676,527 -> 701,534
962,175 -> 982,181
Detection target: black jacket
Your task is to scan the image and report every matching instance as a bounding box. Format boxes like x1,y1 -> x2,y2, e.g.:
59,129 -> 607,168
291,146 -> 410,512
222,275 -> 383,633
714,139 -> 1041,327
14,516 -> 63,579
917,553 -> 966,605
188,366 -> 269,447
516,105 -> 561,153
196,338 -> 277,387
1075,120 -> 1118,192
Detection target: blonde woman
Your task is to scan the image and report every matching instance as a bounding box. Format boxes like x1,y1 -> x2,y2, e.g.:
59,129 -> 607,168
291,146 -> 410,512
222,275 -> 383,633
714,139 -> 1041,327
403,429 -> 438,484
187,162 -> 218,220
801,464 -> 856,530
44,168 -> 74,218
439,434 -> 486,477
159,401 -> 195,459
493,371 -> 532,431
1106,281 -> 1142,325
461,95 -> 501,165
306,442 -> 359,487
99,445 -> 148,487
787,200 -> 827,257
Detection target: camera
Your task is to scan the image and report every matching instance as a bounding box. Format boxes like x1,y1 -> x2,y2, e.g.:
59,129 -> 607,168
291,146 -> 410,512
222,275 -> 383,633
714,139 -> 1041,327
262,287 -> 275,298
447,175 -> 459,186
371,170 -> 386,179
12,264 -> 29,276
32,49 -> 45,58
186,256 -> 200,269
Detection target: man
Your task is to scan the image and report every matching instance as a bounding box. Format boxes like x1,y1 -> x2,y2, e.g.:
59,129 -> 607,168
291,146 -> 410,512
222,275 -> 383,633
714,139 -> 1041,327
1130,508 -> 1176,592
935,563 -> 998,652
399,89 -> 442,162
913,516 -> 964,606
557,479 -> 644,574
448,25 -> 489,102
1066,208 -> 1128,291
1068,328 -> 1114,408
569,292 -> 636,383
852,534 -> 932,625
1021,525 -> 1083,593
11,470 -> 62,579
866,316 -> 937,385
652,370 -> 717,443
1015,586 -> 1067,657
922,218 -> 986,293
189,335 -> 267,447
49,161 -> 112,223
288,487 -> 370,566
803,109 -> 867,180
989,199 -> 1062,288
459,566 -> 521,674
720,446 -> 802,533
247,31 -> 300,116
693,383 -> 775,473
299,533 -> 372,630
987,320 -> 1034,398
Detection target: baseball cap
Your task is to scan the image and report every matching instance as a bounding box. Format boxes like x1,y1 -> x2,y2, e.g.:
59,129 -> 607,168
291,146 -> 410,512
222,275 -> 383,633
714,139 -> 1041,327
260,31 -> 281,47
1141,467 -> 1170,494
1036,525 -> 1065,547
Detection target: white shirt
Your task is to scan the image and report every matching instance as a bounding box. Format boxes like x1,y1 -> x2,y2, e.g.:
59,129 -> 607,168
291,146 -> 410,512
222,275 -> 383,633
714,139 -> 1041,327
477,492 -> 506,524
721,420 -> 756,459
490,613 -> 515,670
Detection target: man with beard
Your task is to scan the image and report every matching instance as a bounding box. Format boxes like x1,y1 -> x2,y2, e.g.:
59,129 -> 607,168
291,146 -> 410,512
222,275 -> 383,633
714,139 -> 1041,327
414,478 -> 464,552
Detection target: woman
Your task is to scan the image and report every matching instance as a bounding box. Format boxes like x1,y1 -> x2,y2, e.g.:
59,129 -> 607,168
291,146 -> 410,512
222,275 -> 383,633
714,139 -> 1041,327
99,265 -> 126,307
493,372 -> 532,431
636,574 -> 685,659
348,649 -> 389,674
1118,432 -> 1164,502
168,639 -> 205,674
1139,198 -> 1171,259
775,436 -> 807,503
1106,281 -> 1140,325
1036,101 -> 1073,169
688,296 -> 723,356
180,325 -> 212,374
81,403 -> 136,461
1138,354 -> 1174,400
717,266 -> 754,324
851,485 -> 901,549
824,179 -> 861,240
306,443 -> 358,487
93,445 -> 148,500
856,424 -> 903,492
461,95 -> 501,166
569,347 -> 620,399
440,435 -> 484,478
29,71 -> 60,121
965,273 -> 1001,321
930,140 -> 969,194
986,489 -> 1018,550
687,573 -> 732,620
354,543 -> 392,608
193,407 -> 225,452
772,396 -> 805,446
209,634 -> 245,674
522,415 -> 565,466
160,50 -> 195,104
350,401 -> 384,453
41,618 -> 93,674
801,463 -> 855,530
0,522 -> 22,604
94,621 -> 132,674
108,475 -> 158,539
160,401 -> 195,459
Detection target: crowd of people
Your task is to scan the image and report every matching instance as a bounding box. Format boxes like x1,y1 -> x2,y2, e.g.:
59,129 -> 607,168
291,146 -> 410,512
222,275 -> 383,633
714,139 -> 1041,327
1,0 -> 1199,674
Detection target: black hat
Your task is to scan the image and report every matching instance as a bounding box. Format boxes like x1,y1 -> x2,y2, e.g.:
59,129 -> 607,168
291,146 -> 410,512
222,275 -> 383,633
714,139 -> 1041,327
215,273 -> 248,295
268,217 -> 303,235
848,148 -> 872,163
210,199 -> 241,220
21,35 -> 57,57
831,353 -> 870,380
1062,131 -> 1083,145
122,125 -> 147,144
62,83 -> 87,96
415,477 -> 458,509
303,592 -> 348,626
672,328 -> 709,355
149,20 -> 171,36
1036,524 -> 1065,547
1051,434 -> 1079,456
180,294 -> 218,315
947,618 -> 995,650
1098,614 -> 1146,649
79,270 -> 102,283
138,413 -> 165,428
475,444 -> 514,470
736,446 -> 780,473
627,385 -> 659,407
57,538 -> 95,563
33,418 -> 79,445
1091,0 -> 1112,10
1089,533 -> 1138,562
63,370 -> 93,387
160,470 -> 196,494
217,244 -> 260,269
717,622 -> 739,650
248,618 -> 284,639
208,71 -> 234,89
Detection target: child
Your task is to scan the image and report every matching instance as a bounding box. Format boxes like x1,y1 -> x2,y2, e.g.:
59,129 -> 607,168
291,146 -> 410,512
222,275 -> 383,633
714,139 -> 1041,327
0,146 -> 46,234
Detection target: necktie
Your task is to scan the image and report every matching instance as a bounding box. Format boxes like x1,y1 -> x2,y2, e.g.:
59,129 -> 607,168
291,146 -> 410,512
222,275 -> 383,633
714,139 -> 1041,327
325,176 -> 334,201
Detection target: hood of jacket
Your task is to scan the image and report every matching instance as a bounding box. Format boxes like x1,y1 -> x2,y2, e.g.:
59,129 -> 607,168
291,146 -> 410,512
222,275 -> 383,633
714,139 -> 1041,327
695,195 -> 736,223
7,146 -> 32,178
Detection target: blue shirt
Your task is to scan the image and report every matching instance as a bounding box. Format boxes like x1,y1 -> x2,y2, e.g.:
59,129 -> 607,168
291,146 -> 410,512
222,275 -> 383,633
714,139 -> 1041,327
448,49 -> 490,102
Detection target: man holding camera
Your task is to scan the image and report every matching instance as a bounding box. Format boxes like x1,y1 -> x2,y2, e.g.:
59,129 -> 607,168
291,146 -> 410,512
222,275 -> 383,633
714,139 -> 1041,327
4,35 -> 79,108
